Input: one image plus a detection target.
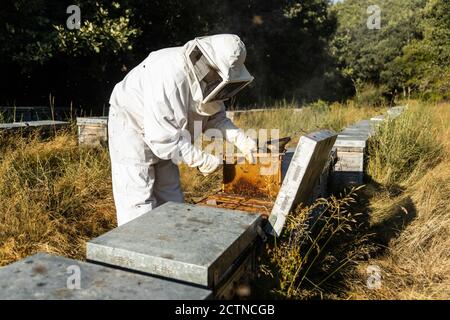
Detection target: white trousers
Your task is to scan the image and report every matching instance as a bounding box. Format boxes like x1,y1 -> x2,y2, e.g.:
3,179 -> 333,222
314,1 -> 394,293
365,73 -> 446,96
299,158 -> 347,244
108,106 -> 184,226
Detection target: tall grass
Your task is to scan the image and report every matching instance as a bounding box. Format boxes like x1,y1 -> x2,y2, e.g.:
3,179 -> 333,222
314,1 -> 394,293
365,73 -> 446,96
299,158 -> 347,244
353,83 -> 390,107
234,100 -> 384,146
259,100 -> 450,300
344,101 -> 450,299
0,130 -> 115,265
367,103 -> 443,186
259,187 -> 372,299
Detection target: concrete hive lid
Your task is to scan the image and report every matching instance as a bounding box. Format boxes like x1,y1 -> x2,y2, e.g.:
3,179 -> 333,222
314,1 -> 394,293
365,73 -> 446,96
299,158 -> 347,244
267,130 -> 337,237
87,202 -> 262,288
0,253 -> 211,300
76,117 -> 108,125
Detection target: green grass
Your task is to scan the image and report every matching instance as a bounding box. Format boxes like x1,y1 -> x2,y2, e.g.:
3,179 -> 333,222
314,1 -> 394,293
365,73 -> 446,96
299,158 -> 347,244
367,104 -> 443,185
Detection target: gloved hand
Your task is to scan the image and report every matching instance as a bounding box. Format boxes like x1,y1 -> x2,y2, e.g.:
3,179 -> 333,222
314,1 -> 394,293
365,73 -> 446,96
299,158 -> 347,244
234,132 -> 258,163
207,115 -> 258,164
198,153 -> 222,176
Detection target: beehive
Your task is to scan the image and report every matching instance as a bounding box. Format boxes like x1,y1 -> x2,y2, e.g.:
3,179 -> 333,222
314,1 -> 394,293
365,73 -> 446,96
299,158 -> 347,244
197,150 -> 291,216
76,117 -> 108,147
331,120 -> 375,188
196,130 -> 338,237
86,202 -> 261,290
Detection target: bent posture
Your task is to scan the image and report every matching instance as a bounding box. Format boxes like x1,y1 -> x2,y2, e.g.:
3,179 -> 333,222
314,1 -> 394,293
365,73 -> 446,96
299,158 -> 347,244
109,34 -> 257,226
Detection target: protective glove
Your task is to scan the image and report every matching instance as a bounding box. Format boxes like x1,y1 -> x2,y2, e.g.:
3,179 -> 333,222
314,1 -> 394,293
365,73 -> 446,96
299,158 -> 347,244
234,132 -> 258,163
203,110 -> 258,164
198,153 -> 222,176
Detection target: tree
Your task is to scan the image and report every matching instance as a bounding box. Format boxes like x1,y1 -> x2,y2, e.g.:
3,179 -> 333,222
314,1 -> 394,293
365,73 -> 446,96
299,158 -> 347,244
194,0 -> 340,103
1,0 -> 340,110
0,0 -> 140,108
330,0 -> 427,95
390,0 -> 450,100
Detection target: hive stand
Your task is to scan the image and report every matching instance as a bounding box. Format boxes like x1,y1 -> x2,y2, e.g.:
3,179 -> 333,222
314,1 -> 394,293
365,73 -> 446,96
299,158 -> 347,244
0,120 -> 68,133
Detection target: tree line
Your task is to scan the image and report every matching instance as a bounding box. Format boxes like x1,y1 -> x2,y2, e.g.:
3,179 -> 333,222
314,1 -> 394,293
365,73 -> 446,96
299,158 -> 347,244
0,0 -> 448,113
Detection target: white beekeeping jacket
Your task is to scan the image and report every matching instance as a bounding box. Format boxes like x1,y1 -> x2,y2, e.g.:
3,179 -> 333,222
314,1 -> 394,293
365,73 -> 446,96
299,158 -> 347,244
109,34 -> 252,167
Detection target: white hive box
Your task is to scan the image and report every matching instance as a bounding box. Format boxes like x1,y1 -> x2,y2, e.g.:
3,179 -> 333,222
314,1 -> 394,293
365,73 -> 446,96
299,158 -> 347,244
76,117 -> 108,147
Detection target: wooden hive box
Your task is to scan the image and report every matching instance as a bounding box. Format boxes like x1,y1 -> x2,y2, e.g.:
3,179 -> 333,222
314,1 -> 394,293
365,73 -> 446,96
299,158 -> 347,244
76,117 -> 108,147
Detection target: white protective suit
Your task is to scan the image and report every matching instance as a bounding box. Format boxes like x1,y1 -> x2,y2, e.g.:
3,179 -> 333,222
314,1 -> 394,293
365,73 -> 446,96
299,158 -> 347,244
108,34 -> 257,226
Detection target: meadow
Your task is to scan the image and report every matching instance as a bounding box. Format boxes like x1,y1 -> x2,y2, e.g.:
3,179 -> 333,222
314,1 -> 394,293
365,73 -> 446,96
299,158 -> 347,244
1,100 -> 448,299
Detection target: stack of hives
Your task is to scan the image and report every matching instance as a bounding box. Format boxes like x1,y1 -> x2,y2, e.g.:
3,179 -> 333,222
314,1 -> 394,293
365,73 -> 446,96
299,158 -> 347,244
332,119 -> 376,188
331,106 -> 405,190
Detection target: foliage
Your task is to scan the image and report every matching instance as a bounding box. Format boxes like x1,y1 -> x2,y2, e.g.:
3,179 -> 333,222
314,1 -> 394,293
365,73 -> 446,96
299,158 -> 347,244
1,0 -> 341,109
202,0 -> 339,102
389,0 -> 450,100
331,0 -> 449,100
1,0 -> 449,109
331,0 -> 426,85
353,83 -> 390,107
54,2 -> 140,57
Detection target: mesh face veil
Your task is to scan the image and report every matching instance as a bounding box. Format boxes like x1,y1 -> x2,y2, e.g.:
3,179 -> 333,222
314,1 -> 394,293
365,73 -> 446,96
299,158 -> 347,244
185,35 -> 254,106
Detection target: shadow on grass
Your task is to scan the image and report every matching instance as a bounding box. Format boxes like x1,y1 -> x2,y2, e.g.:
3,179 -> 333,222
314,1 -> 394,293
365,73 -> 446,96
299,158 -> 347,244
361,176 -> 417,253
250,176 -> 417,300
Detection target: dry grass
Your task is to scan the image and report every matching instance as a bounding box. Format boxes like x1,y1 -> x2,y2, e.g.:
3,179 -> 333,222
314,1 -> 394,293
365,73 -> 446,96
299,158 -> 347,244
4,101 -> 447,300
346,162 -> 450,299
0,128 -> 116,265
343,101 -> 450,299
233,100 -> 384,146
257,100 -> 450,300
258,187 -> 372,299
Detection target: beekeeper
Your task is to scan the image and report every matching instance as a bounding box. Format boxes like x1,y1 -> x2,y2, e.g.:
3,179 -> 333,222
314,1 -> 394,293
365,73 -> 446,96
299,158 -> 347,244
108,34 -> 257,226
